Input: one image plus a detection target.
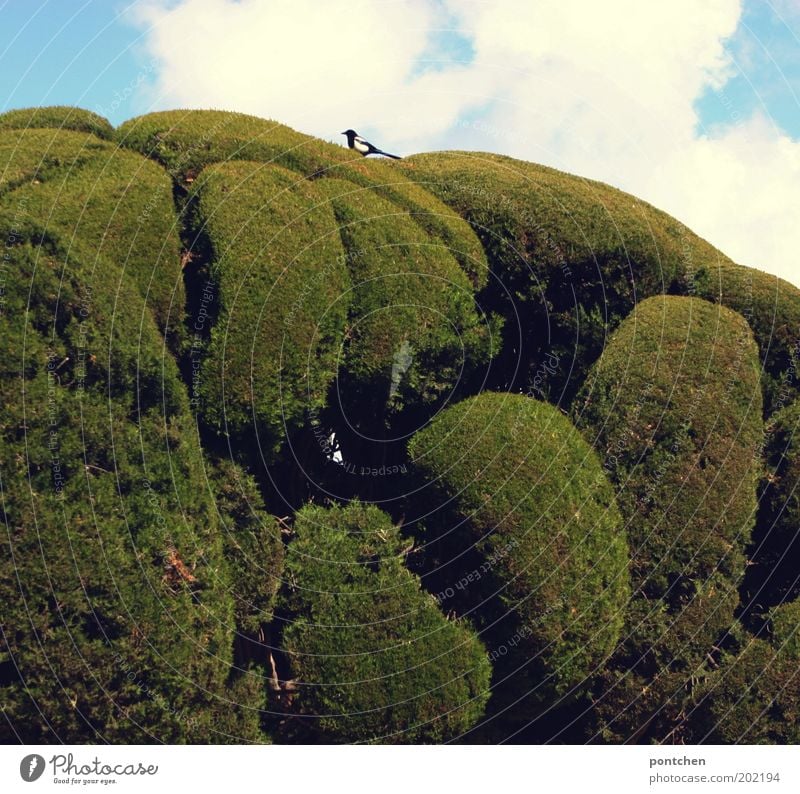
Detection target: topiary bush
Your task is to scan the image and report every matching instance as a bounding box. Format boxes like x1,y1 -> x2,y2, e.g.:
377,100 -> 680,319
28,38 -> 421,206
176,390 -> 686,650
573,294 -> 763,742
408,391 -> 630,719
400,152 -> 800,413
0,127 -> 184,343
0,105 -> 114,139
116,109 -> 347,182
279,502 -> 491,743
691,600 -> 800,743
188,160 -> 350,448
0,216 -> 279,742
318,178 -> 496,407
743,398 -> 800,613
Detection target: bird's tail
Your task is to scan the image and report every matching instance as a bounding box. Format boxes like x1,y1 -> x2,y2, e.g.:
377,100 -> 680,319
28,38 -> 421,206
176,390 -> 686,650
377,150 -> 402,160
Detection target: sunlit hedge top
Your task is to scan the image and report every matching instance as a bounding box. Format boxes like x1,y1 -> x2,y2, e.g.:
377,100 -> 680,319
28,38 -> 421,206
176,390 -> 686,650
401,151 -> 800,412
0,105 -> 114,139
0,127 -> 183,341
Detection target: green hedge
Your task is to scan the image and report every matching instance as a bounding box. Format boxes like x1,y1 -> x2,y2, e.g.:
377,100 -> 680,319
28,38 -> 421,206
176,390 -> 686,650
574,295 -> 763,742
0,127 -> 183,343
693,601 -> 800,743
400,152 -> 800,412
0,217 -> 278,742
744,398 -> 800,610
0,105 -> 114,139
116,109 -> 346,181
188,160 -> 349,447
280,502 -> 491,743
318,178 -> 496,405
408,392 -> 630,706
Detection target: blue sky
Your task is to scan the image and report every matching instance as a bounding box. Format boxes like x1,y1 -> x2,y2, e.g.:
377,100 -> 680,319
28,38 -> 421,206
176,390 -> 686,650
1,0 -> 798,285
2,1 -> 797,135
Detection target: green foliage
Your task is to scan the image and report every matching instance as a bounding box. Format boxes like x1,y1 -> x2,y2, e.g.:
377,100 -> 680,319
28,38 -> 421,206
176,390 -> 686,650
408,392 -> 630,702
210,458 -> 285,636
743,399 -> 800,609
0,127 -> 184,342
189,160 -> 350,446
400,152 -> 800,411
0,105 -> 113,139
280,502 -> 491,743
0,217 -> 276,742
117,109 -> 347,181
573,295 -> 763,741
693,601 -> 800,743
318,178 -> 497,404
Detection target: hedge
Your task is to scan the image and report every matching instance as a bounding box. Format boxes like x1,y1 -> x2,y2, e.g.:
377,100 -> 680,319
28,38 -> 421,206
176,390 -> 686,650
0,127 -> 183,343
408,391 -> 630,708
574,295 -> 763,741
279,502 -> 491,742
0,217 -> 278,742
400,151 -> 800,413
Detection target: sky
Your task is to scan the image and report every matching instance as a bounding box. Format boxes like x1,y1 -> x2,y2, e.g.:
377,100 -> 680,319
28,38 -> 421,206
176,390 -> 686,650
1,0 -> 798,287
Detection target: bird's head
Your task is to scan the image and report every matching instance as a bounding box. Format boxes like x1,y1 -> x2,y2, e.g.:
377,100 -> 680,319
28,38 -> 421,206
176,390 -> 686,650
341,129 -> 357,137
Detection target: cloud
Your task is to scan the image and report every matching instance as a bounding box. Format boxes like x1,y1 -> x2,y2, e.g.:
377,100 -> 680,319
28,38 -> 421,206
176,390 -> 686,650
131,0 -> 800,286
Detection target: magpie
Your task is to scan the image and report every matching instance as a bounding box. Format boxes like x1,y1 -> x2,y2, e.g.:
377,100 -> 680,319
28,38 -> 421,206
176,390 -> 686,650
341,129 -> 401,159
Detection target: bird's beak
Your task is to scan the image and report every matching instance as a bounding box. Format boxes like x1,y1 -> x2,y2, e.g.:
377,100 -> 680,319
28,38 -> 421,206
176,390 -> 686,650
340,131 -> 346,135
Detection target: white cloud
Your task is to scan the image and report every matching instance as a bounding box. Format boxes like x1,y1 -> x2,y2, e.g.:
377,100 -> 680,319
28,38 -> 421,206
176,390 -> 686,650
131,0 -> 800,287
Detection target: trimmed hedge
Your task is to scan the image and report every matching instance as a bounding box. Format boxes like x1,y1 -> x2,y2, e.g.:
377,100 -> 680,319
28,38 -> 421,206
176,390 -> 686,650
0,105 -> 114,140
210,457 -> 285,636
188,160 -> 350,447
0,217 -> 277,742
400,152 -> 800,412
0,127 -> 183,342
693,601 -> 800,743
117,111 -> 489,289
408,392 -> 630,703
116,109 -> 347,182
318,178 -> 496,404
744,398 -> 800,610
280,502 -> 491,743
573,295 -> 763,742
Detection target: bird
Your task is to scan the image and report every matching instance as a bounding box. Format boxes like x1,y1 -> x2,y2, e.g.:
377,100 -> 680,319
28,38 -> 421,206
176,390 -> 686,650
341,129 -> 401,159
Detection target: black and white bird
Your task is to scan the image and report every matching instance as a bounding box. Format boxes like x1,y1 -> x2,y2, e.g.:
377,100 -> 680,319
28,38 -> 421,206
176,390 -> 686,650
341,129 -> 401,159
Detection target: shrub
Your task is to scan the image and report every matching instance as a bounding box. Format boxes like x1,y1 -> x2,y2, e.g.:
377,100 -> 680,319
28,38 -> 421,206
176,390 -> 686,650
0,217 -> 278,742
692,601 -> 800,743
279,502 -> 491,743
408,392 -> 630,707
573,295 -> 763,741
743,399 -> 800,610
318,178 -> 496,405
0,127 -> 183,342
400,152 -> 800,412
116,109 -> 346,181
210,458 -> 285,636
0,105 -> 114,139
188,160 -> 350,447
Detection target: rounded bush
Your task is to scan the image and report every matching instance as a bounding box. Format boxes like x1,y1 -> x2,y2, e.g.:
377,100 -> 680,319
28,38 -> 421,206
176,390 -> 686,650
189,160 -> 350,447
0,105 -> 114,139
574,295 -> 763,741
401,152 -> 800,412
280,502 -> 491,743
0,127 -> 184,342
318,178 -> 496,405
408,391 -> 630,700
0,218 -> 280,742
